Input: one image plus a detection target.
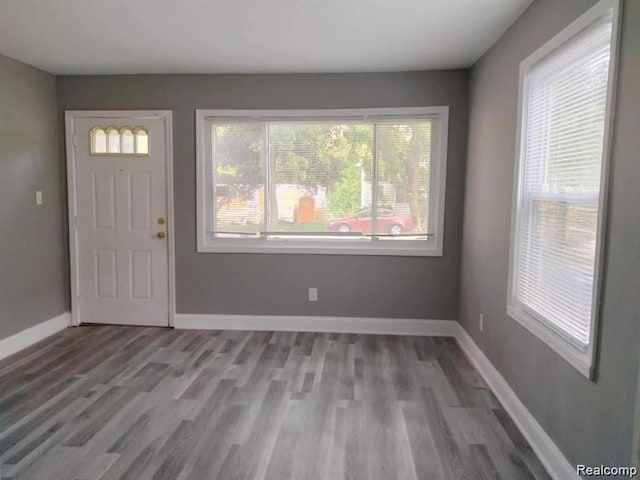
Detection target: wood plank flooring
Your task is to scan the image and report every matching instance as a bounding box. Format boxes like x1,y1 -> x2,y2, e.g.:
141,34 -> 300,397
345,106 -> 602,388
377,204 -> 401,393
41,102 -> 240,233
0,326 -> 551,480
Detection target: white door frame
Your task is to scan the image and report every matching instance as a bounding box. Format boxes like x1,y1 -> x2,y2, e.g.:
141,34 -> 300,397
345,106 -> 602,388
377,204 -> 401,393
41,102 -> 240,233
65,110 -> 176,327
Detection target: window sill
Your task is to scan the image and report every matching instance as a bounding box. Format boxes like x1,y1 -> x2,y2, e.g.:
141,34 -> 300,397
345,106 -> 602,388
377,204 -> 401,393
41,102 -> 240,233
197,239 -> 443,257
507,305 -> 594,379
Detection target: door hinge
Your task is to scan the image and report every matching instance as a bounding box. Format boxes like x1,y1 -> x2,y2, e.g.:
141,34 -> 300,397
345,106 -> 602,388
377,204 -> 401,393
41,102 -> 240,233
72,134 -> 78,147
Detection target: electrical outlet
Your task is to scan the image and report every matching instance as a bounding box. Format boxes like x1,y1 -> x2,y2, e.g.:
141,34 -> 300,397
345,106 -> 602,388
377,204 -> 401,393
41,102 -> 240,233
479,313 -> 484,332
308,287 -> 318,302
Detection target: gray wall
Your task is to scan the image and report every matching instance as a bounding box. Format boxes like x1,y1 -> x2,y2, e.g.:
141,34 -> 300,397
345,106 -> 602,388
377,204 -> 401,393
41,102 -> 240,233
634,362 -> 640,467
0,54 -> 67,340
460,0 -> 640,468
57,71 -> 469,320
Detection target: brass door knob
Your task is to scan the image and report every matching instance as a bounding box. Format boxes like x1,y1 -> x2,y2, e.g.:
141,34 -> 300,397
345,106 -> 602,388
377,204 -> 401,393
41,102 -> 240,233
156,232 -> 166,239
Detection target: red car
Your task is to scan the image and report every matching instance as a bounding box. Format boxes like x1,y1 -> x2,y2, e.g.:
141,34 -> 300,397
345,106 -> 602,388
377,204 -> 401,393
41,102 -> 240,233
328,208 -> 413,236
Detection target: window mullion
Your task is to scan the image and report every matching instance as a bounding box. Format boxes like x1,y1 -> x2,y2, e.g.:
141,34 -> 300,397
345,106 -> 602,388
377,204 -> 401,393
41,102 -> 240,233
209,123 -> 217,238
371,123 -> 378,240
263,122 -> 270,239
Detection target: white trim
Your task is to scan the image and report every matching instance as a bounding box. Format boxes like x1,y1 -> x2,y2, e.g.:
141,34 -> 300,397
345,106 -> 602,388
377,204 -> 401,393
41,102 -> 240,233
455,325 -> 578,480
164,112 -> 176,327
65,113 -> 80,327
196,109 -> 207,255
175,314 -> 457,337
191,242 -> 442,256
195,106 -> 449,257
0,313 -> 70,361
65,110 -> 176,327
506,0 -> 621,379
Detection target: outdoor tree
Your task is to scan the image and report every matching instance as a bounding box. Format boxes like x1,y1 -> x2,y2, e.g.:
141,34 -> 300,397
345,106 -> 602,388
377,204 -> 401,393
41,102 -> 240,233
213,122 -> 264,209
269,123 -> 373,226
377,122 -> 432,232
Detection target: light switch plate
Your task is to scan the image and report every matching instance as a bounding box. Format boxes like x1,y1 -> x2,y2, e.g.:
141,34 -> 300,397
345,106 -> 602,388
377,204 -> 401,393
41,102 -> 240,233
36,191 -> 43,205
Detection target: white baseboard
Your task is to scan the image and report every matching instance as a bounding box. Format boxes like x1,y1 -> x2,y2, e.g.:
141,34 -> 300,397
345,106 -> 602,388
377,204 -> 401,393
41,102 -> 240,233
0,312 -> 70,361
175,314 -> 457,337
455,325 -> 577,480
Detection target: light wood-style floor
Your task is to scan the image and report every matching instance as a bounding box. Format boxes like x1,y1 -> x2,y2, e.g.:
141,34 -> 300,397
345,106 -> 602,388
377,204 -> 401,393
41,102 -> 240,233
0,326 -> 550,480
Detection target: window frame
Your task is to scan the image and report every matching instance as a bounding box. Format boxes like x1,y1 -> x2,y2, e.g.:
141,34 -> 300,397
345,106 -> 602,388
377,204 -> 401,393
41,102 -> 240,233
507,0 -> 621,379
196,107 -> 449,256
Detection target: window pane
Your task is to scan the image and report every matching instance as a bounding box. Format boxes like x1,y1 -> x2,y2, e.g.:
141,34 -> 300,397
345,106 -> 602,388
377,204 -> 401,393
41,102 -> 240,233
269,123 -> 373,238
92,128 -> 107,153
212,123 -> 264,236
375,122 -> 431,239
514,14 -> 613,348
121,129 -> 134,153
518,198 -> 598,345
135,130 -> 149,154
107,129 -> 120,153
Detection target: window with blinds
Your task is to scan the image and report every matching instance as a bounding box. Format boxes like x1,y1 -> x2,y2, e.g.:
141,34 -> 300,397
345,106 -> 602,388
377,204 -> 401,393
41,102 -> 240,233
508,0 -> 619,377
196,107 -> 449,256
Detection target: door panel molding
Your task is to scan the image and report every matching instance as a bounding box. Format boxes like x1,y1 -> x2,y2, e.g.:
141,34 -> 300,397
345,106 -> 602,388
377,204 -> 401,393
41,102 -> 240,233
65,110 -> 175,327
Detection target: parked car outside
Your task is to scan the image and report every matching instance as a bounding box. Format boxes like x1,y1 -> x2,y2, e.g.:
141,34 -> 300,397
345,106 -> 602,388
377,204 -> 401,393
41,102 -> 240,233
327,208 -> 413,236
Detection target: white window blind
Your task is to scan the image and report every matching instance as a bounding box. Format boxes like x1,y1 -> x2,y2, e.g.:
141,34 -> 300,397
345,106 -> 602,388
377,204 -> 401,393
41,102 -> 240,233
510,1 -> 617,367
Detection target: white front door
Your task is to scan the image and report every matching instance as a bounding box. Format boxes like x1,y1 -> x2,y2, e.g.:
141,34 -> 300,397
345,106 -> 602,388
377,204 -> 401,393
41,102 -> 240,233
70,113 -> 171,326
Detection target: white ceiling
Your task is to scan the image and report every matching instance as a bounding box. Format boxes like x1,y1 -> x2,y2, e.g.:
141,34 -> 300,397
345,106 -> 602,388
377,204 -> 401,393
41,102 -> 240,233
0,0 -> 532,75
